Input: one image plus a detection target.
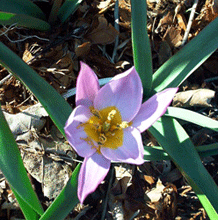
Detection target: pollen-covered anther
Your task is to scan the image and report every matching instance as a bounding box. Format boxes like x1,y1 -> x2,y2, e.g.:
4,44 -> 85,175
99,133 -> 107,144
107,110 -> 116,121
110,121 -> 130,131
102,110 -> 117,132
119,121 -> 129,129
90,107 -> 102,119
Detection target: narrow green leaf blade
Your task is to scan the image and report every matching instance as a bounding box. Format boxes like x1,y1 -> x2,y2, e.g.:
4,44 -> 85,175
131,0 -> 153,96
48,0 -> 63,24
11,186 -> 40,220
152,17 -> 218,93
0,106 -> 44,216
0,42 -> 72,136
0,12 -> 50,31
58,0 -> 83,23
165,107 -> 218,132
39,164 -> 80,220
149,117 -> 218,218
197,143 -> 218,157
1,0 -> 46,20
144,146 -> 169,161
144,143 -> 218,161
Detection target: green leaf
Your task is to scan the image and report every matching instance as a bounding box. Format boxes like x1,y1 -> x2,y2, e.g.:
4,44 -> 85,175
1,0 -> 46,20
131,0 -> 153,96
149,117 -> 218,218
48,0 -> 63,24
152,17 -> 218,93
165,107 -> 218,132
0,42 -> 72,136
144,146 -> 169,161
39,164 -> 80,220
0,12 -> 50,31
0,105 -> 44,217
58,0 -> 83,23
11,186 -> 40,220
197,143 -> 218,157
144,143 -> 218,161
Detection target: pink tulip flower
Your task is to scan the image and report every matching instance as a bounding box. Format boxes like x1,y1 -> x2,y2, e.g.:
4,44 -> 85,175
65,62 -> 178,204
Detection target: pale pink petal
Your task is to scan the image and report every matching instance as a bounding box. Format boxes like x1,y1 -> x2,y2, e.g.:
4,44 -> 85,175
76,62 -> 100,107
101,127 -> 144,165
94,67 -> 143,122
64,105 -> 96,157
78,153 -> 111,204
132,88 -> 178,133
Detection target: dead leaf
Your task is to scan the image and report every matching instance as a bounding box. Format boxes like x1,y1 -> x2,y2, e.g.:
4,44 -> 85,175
176,13 -> 187,31
75,41 -> 92,57
158,40 -> 172,66
119,0 -> 131,29
146,180 -> 177,219
97,0 -> 112,9
19,130 -> 75,199
155,11 -> 174,33
214,0 -> 218,13
147,179 -> 165,203
172,89 -> 215,107
194,0 -> 218,32
163,26 -> 183,48
86,16 -> 119,45
3,103 -> 48,138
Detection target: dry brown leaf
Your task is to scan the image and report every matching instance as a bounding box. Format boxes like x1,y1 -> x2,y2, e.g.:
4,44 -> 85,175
112,164 -> 133,195
163,26 -> 183,48
97,0 -> 113,9
22,44 -> 34,63
147,180 -> 177,219
144,175 -> 155,185
147,179 -> 165,203
118,0 -> 131,28
75,41 -> 92,57
50,51 -> 76,88
194,0 -> 218,32
158,40 -> 172,66
176,13 -> 187,31
19,128 -> 75,199
172,89 -> 215,107
109,165 -> 133,220
214,0 -> 218,13
86,16 -> 119,45
155,11 -> 174,33
3,103 -> 48,138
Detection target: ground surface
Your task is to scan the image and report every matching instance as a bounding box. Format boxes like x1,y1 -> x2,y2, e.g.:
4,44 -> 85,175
0,0 -> 218,219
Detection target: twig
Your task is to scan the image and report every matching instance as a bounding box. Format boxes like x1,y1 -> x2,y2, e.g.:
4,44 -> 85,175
181,0 -> 199,46
3,33 -> 49,43
0,24 -> 17,36
0,73 -> 13,87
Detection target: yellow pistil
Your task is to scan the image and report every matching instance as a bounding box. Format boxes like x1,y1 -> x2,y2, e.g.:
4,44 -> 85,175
79,106 -> 131,152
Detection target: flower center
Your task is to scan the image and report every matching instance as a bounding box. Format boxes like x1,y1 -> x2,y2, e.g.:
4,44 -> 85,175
79,106 -> 130,153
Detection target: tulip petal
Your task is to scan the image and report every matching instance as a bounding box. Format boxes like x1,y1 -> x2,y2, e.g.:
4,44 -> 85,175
64,105 -> 96,157
76,62 -> 100,107
132,88 -> 178,133
94,67 -> 143,122
78,153 -> 111,204
101,127 -> 144,165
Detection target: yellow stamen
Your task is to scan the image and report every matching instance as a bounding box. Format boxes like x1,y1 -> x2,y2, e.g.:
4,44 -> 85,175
79,106 -> 131,152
